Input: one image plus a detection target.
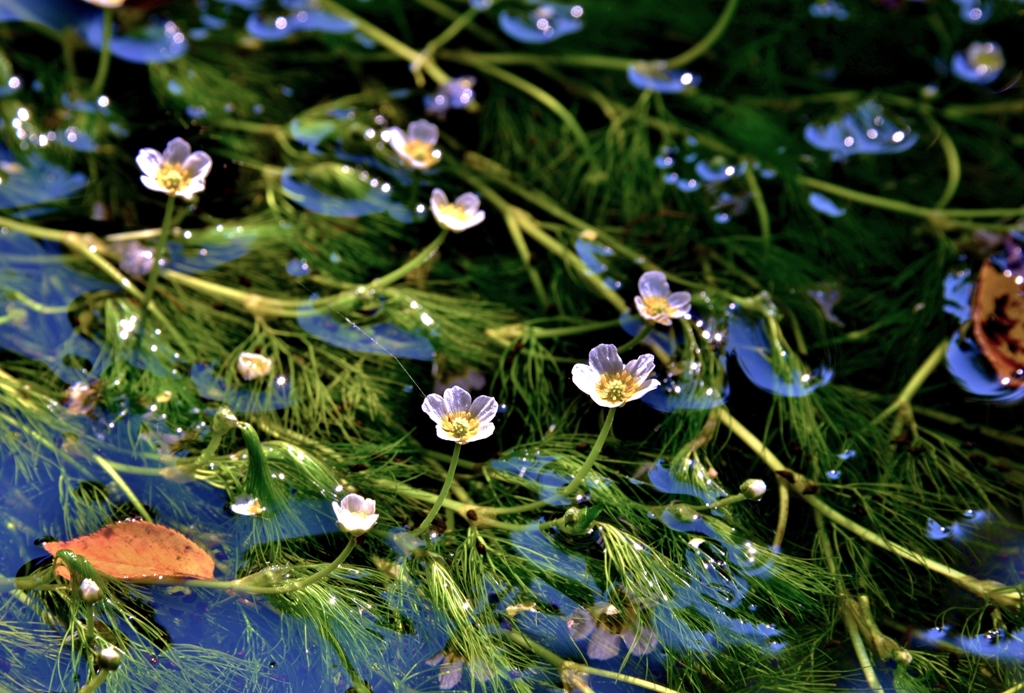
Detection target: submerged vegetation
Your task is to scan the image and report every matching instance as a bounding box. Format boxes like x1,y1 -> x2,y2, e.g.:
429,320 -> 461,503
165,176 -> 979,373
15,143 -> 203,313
2,0 -> 1024,691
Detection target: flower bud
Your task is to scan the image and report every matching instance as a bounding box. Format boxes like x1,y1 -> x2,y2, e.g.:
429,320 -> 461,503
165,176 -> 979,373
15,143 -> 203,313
332,493 -> 379,536
237,352 -> 273,381
96,645 -> 122,671
79,578 -> 102,604
740,479 -> 767,500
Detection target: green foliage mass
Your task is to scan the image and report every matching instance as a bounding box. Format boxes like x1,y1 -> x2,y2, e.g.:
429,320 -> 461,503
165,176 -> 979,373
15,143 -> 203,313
1,0 -> 1024,691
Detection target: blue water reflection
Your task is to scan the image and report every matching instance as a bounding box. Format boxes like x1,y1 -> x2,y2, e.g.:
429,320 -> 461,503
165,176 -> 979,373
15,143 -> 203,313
0,233 -> 112,383
190,362 -> 294,412
729,315 -> 833,397
0,145 -> 88,212
803,100 -> 918,160
280,167 -> 411,222
297,295 -> 435,361
497,2 -> 584,44
945,332 -> 1024,404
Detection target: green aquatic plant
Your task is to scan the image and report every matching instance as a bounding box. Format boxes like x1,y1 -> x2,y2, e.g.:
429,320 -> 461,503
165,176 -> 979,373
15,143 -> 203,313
2,0 -> 1024,691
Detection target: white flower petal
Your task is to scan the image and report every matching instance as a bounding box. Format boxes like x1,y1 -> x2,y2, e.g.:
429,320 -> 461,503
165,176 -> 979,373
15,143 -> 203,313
446,209 -> 486,233
339,493 -> 366,513
162,137 -> 192,165
630,377 -> 661,403
140,176 -> 168,194
624,353 -> 656,382
438,658 -> 463,690
407,119 -> 439,145
587,626 -> 622,660
135,148 -> 163,178
175,178 -> 206,200
422,393 -> 447,424
622,627 -> 659,655
430,187 -> 449,208
466,421 -> 494,443
588,390 -> 621,408
637,270 -> 669,299
571,363 -> 599,397
435,424 -> 462,443
567,608 -> 596,640
667,291 -> 692,317
443,386 -> 472,414
470,395 -> 498,423
453,192 -> 481,215
387,127 -> 408,156
588,343 -> 624,376
183,151 -> 213,182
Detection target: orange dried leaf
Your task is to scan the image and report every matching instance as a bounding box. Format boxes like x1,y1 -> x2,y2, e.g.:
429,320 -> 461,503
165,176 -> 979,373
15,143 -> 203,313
972,260 -> 1024,387
42,520 -> 215,582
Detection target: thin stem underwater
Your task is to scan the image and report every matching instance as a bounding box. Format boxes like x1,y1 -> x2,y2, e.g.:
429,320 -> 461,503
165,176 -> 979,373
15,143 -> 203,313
411,444 -> 461,536
88,9 -> 113,100
560,407 -> 616,499
141,195 -> 176,314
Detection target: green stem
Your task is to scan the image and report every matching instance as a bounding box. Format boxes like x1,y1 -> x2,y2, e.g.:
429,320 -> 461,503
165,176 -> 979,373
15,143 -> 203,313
921,113 -> 961,209
665,0 -> 740,68
718,408 -> 1022,608
743,162 -> 771,245
88,9 -> 113,100
78,670 -> 109,693
320,0 -> 452,86
163,227 -> 449,317
815,512 -> 885,693
92,454 -> 153,522
505,632 -> 686,693
871,338 -> 949,424
561,408 -> 616,498
703,492 -> 747,511
530,319 -> 623,339
85,606 -> 95,646
410,7 -> 479,85
617,323 -> 654,353
141,195 -> 175,313
504,210 -> 551,309
187,538 -> 356,594
798,176 -> 1024,220
772,482 -> 790,551
411,444 -> 461,536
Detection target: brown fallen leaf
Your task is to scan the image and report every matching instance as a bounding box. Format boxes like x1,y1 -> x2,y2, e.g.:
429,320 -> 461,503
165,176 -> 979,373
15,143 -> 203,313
42,519 -> 215,582
973,260 -> 1024,387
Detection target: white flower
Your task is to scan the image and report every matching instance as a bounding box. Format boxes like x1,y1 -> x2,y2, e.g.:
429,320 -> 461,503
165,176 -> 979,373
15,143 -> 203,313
633,271 -> 691,326
421,386 -> 498,444
64,381 -> 98,416
385,119 -> 442,169
237,352 -> 273,381
571,344 -> 659,408
567,603 -> 659,660
429,188 -> 486,232
230,494 -> 265,516
118,240 -> 155,278
135,137 -> 212,200
332,493 -> 379,536
740,478 -> 767,500
81,0 -> 125,7
79,578 -> 102,604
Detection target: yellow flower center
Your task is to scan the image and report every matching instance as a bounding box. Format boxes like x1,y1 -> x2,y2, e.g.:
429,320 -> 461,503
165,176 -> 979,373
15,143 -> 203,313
641,296 -> 671,317
402,139 -> 440,167
440,412 -> 479,442
595,371 -> 643,404
156,162 -> 191,193
437,203 -> 471,221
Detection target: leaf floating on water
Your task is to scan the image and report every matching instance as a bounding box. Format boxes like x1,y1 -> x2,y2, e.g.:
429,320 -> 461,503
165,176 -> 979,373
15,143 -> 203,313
42,520 -> 215,582
972,261 -> 1024,387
